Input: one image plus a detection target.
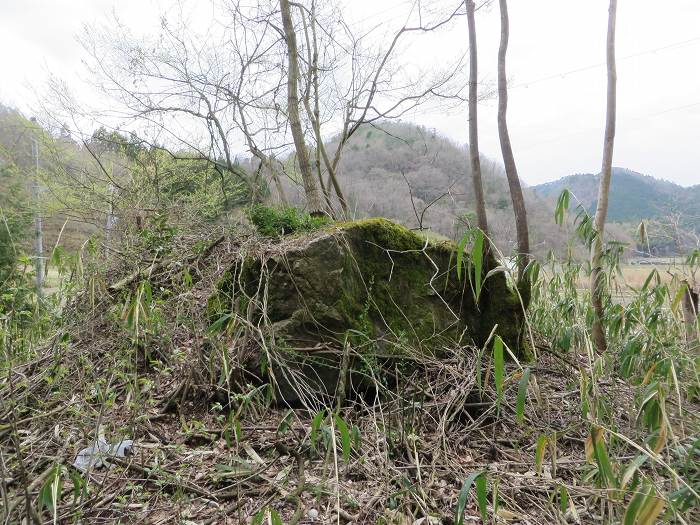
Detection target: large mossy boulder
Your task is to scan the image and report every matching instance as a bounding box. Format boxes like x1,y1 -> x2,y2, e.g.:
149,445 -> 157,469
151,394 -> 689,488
209,218 -> 525,403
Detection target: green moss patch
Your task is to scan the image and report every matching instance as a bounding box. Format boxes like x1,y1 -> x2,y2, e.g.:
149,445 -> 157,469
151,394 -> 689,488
247,204 -> 330,237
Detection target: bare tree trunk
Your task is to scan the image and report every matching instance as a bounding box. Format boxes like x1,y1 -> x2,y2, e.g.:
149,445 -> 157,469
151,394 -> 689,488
200,96 -> 257,196
236,101 -> 289,207
497,0 -> 529,282
280,0 -> 324,215
466,0 -> 488,234
268,160 -> 290,207
29,124 -> 44,298
300,13 -> 333,215
681,280 -> 699,348
104,182 -> 116,253
32,179 -> 44,297
590,0 -> 618,353
299,2 -> 348,217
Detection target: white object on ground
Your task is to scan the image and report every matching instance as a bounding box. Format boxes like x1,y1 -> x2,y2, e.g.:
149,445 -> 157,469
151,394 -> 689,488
73,436 -> 134,472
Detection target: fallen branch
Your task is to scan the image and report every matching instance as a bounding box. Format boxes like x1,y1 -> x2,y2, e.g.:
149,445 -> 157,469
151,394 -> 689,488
108,235 -> 225,292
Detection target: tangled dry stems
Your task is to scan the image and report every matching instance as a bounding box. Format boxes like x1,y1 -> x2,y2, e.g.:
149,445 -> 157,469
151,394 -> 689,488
0,226 -> 697,524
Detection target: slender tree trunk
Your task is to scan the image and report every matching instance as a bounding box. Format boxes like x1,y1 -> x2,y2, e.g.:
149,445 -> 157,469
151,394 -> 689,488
30,129 -> 44,297
280,0 -> 324,215
105,182 -> 116,254
201,96 -> 256,195
466,0 -> 488,234
497,0 -> 529,282
268,160 -> 290,207
299,2 -> 330,208
681,280 -> 699,348
236,101 -> 289,206
258,154 -> 290,206
299,2 -> 348,217
590,0 -> 618,353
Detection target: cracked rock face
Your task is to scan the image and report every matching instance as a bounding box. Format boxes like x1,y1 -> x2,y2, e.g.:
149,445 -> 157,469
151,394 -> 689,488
209,218 -> 525,404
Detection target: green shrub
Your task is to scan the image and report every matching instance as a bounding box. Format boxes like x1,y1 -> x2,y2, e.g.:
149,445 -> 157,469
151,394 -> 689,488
138,211 -> 177,258
0,165 -> 31,282
247,205 -> 329,237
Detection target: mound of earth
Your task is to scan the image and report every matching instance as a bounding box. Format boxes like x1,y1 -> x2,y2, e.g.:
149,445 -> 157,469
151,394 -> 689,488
208,218 -> 526,403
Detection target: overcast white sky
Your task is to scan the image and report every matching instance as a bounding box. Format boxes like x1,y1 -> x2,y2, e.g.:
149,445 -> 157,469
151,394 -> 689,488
1,0 -> 699,187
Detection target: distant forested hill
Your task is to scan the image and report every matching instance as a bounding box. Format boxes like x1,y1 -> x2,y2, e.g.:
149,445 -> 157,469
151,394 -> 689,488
534,168 -> 699,226
278,121 -> 634,257
534,168 -> 699,254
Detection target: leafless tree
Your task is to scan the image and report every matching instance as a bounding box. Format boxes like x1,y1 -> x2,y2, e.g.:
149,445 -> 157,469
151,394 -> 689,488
280,0 -> 324,213
288,0 -> 468,216
466,0 -> 488,235
591,0 -> 618,353
497,0 -> 529,282
53,0 -> 469,217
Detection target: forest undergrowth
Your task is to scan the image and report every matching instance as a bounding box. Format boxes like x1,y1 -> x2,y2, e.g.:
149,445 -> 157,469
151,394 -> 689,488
1,211 -> 699,525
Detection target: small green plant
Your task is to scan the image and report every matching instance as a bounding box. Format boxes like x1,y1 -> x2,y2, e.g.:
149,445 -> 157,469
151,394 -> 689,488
139,212 -> 177,258
38,463 -> 63,520
252,507 -> 283,525
120,280 -> 160,347
455,471 -> 489,525
247,204 -> 329,237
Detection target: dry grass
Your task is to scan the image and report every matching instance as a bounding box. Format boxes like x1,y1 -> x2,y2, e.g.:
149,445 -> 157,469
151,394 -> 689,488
618,263 -> 690,289
559,261 -> 696,301
2,230 -> 698,524
0,321 -> 642,524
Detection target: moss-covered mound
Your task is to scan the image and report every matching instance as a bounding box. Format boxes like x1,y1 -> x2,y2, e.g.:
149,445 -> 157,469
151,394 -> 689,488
209,218 -> 525,403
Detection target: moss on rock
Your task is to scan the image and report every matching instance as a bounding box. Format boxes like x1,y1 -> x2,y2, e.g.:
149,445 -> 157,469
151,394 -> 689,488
208,218 -> 527,403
